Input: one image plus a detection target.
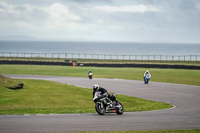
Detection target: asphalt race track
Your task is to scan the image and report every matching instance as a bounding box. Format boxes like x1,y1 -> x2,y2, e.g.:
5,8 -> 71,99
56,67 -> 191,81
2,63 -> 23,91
1,74 -> 200,133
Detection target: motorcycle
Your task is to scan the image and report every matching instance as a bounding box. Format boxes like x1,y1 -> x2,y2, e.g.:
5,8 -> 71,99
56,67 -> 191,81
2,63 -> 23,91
88,72 -> 93,79
144,74 -> 151,84
93,91 -> 124,115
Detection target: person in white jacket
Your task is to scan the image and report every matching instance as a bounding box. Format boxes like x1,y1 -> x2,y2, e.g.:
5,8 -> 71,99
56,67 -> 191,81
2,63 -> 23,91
144,70 -> 151,84
144,70 -> 151,78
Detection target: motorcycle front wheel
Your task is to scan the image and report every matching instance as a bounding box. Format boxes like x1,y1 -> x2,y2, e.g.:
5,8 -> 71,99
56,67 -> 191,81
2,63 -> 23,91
116,102 -> 124,115
95,102 -> 105,115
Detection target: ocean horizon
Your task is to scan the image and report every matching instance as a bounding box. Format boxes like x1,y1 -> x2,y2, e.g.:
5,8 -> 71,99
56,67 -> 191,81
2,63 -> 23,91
1,41 -> 200,55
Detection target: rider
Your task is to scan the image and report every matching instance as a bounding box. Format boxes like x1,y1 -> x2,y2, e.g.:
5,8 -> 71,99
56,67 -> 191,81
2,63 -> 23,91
93,84 -> 114,107
93,84 -> 107,98
144,70 -> 151,79
88,70 -> 92,75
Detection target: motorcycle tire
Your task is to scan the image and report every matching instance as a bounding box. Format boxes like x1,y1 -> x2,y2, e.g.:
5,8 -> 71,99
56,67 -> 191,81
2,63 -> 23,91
116,102 -> 124,115
95,102 -> 105,115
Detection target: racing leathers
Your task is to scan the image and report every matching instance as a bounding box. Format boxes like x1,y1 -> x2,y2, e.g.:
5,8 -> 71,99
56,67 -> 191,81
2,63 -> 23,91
93,87 -> 108,98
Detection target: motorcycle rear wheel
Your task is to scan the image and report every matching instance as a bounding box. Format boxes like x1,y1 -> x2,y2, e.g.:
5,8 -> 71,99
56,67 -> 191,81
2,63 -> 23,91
95,102 -> 106,115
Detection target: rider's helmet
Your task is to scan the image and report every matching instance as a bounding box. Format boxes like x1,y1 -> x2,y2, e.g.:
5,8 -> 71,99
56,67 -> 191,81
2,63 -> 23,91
93,84 -> 99,91
146,70 -> 149,73
89,70 -> 91,72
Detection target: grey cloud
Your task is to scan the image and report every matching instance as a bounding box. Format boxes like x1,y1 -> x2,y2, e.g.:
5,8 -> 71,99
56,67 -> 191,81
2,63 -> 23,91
0,0 -> 200,43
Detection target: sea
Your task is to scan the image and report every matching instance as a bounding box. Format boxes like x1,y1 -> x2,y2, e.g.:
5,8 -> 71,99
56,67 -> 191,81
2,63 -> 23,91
0,41 -> 200,60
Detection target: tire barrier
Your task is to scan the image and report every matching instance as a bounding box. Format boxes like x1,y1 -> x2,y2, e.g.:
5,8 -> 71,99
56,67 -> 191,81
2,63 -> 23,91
0,60 -> 199,69
78,63 -> 200,69
0,60 -> 72,66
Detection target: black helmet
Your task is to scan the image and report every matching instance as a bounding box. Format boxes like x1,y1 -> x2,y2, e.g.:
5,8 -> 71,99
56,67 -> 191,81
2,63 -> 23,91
93,84 -> 99,91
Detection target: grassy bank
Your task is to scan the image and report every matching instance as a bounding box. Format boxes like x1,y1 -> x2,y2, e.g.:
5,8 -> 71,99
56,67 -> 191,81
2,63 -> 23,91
0,79 -> 172,115
0,75 -> 23,89
0,65 -> 200,86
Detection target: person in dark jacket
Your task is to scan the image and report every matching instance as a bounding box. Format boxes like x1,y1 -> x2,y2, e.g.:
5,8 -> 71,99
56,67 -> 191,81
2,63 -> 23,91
88,70 -> 92,75
93,84 -> 107,98
93,84 -> 114,107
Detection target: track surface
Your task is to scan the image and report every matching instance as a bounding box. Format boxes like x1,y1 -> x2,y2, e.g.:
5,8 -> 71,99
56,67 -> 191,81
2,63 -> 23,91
1,74 -> 200,133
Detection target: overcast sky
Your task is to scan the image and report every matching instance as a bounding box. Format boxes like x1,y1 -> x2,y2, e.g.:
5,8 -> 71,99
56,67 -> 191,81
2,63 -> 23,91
0,0 -> 200,43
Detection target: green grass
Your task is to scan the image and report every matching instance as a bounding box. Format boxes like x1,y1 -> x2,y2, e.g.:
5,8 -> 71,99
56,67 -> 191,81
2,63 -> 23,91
0,74 -> 23,89
0,79 -> 172,115
74,129 -> 200,133
0,65 -> 198,132
0,65 -> 200,86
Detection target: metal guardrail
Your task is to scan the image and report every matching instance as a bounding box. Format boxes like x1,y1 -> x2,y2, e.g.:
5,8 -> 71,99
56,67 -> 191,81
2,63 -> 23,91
0,52 -> 200,61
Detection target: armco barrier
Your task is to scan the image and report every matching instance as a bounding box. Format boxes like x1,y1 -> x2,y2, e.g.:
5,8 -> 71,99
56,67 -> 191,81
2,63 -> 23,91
0,60 -> 200,69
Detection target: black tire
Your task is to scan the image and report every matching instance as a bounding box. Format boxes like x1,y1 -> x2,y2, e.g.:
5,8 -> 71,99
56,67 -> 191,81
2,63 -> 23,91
95,103 -> 105,115
116,102 -> 124,115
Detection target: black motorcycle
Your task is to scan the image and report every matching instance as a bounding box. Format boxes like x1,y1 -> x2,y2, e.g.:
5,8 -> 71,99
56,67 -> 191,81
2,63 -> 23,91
88,72 -> 93,79
93,91 -> 124,115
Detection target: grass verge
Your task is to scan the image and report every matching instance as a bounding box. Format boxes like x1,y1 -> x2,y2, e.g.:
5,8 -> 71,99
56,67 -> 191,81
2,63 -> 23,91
0,79 -> 172,115
0,65 -> 200,86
